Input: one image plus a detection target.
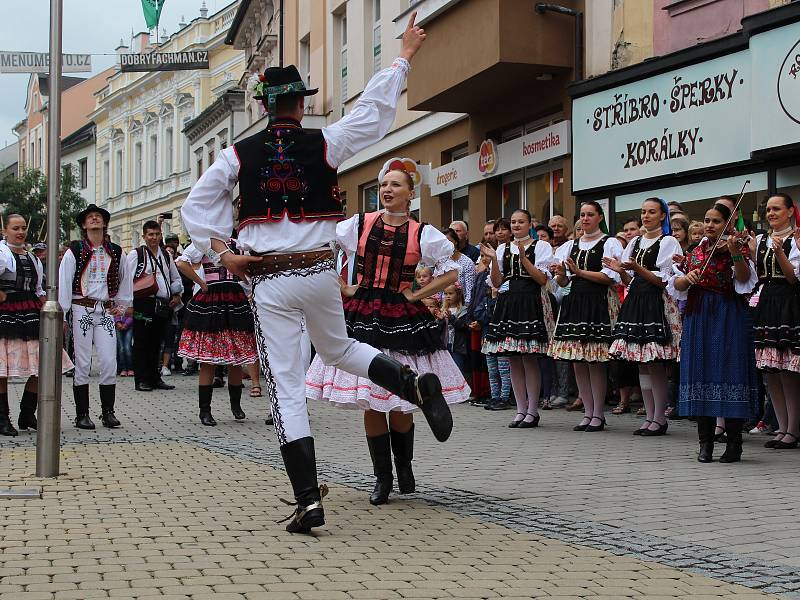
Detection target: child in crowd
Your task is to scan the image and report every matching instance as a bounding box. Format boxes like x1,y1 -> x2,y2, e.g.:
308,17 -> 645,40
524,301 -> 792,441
115,313 -> 134,377
688,220 -> 704,245
442,283 -> 469,375
414,265 -> 433,292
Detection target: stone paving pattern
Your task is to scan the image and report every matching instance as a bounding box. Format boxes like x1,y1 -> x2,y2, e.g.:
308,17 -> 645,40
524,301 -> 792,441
1,375 -> 798,599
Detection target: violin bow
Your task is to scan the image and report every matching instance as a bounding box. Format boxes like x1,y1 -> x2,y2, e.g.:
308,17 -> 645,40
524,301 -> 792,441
697,179 -> 750,279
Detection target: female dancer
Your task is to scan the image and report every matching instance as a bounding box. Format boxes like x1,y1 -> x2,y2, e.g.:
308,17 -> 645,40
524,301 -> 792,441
0,215 -> 71,436
483,218 -> 513,411
306,162 -> 469,505
176,242 -> 258,426
480,209 -> 554,428
549,201 -> 623,432
752,194 -> 800,449
606,198 -> 682,435
671,203 -> 758,462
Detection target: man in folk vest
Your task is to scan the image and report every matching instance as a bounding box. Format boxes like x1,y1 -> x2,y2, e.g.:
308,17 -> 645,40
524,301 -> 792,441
126,220 -> 183,392
181,14 -> 450,534
58,205 -> 133,429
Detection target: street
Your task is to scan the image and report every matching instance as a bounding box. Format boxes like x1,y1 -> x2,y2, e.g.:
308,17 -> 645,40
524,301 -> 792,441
2,374 -> 799,600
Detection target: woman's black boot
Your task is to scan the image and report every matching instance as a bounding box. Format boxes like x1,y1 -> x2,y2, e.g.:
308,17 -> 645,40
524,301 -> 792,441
390,425 -> 415,494
697,416 -> 714,463
719,418 -> 743,463
199,385 -> 217,426
367,433 -> 393,505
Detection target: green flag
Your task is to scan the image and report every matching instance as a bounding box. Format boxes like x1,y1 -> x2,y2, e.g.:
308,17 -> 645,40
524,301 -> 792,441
141,0 -> 166,29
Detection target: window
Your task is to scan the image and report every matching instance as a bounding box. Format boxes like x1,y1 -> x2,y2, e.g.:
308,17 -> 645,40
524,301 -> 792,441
195,149 -> 203,178
165,128 -> 173,175
134,142 -> 143,188
115,150 -> 123,195
30,142 -> 35,168
362,183 -> 378,212
502,171 -> 523,218
299,35 -> 311,88
149,134 -> 158,183
38,137 -> 42,167
372,0 -> 382,74
207,141 -> 215,169
182,117 -> 191,170
78,158 -> 88,189
102,159 -> 110,199
21,147 -> 25,167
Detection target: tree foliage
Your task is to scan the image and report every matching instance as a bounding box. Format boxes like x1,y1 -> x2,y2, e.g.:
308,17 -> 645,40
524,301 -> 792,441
0,166 -> 87,244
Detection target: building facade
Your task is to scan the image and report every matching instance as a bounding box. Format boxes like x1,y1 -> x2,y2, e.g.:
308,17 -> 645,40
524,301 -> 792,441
570,2 -> 800,230
94,1 -> 244,249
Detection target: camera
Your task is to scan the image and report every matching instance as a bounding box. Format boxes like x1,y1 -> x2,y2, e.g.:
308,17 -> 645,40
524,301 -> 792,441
160,212 -> 173,220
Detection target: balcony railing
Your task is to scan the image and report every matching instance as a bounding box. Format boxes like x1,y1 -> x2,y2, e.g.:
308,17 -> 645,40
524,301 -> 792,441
104,169 -> 192,214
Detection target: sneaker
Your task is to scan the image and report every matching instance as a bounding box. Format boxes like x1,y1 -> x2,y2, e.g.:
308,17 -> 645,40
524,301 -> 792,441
749,421 -> 771,435
160,366 -> 172,377
550,396 -> 569,408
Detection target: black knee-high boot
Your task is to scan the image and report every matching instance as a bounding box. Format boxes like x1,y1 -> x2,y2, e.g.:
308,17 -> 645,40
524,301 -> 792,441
99,385 -> 121,428
73,385 -> 95,430
229,384 -> 246,420
719,418 -> 743,463
367,354 -> 452,442
366,433 -> 393,505
0,393 -> 18,436
199,385 -> 216,426
18,389 -> 38,430
390,425 -> 415,494
280,437 -> 326,533
697,416 -> 715,463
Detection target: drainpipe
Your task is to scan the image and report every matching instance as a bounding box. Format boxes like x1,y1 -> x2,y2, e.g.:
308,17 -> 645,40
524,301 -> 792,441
279,0 -> 285,67
534,3 -> 584,81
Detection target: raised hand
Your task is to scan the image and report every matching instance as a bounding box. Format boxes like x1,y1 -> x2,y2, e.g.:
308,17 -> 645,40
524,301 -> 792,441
400,11 -> 427,61
479,243 -> 496,261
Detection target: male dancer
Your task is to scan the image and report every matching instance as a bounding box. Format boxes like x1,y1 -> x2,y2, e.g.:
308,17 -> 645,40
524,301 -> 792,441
58,205 -> 133,429
182,13 -> 448,534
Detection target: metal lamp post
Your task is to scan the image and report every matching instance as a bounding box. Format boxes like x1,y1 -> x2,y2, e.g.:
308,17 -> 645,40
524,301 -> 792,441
36,0 -> 64,478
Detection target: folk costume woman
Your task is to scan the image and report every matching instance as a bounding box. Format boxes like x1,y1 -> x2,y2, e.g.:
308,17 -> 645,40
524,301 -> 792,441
606,198 -> 683,436
0,215 -> 48,436
480,209 -> 555,429
549,201 -> 624,433
752,194 -> 800,450
670,203 -> 759,463
176,242 -> 258,426
305,160 -> 470,506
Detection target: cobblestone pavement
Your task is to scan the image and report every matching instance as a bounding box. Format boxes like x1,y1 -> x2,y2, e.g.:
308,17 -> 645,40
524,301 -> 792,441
2,374 -> 799,599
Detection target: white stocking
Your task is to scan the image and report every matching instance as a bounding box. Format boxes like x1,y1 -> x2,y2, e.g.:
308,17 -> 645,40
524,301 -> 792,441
638,365 -> 654,428
649,363 -> 669,428
573,362 -> 592,424
767,372 -> 788,439
781,372 -> 800,438
588,363 -> 608,422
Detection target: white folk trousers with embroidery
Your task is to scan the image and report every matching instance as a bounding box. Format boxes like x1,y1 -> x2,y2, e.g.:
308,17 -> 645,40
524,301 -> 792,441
251,262 -> 379,446
71,303 -> 117,386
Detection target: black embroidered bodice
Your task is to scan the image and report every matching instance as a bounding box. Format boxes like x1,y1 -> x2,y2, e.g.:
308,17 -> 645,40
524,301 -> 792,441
756,235 -> 795,285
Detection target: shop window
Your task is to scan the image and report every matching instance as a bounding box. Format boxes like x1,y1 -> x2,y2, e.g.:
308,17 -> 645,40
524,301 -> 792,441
777,167 -> 800,218
449,147 -> 469,224
502,176 -> 522,217
363,184 -> 378,212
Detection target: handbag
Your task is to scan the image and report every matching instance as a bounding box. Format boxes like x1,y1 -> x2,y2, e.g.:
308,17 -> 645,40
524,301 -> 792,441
133,248 -> 159,299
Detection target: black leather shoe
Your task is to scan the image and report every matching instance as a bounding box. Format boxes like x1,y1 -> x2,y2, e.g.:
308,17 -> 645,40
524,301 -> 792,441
764,432 -> 785,448
773,433 -> 798,450
516,413 -> 540,429
0,415 -> 18,437
154,380 -> 175,390
585,417 -> 606,432
640,421 -> 668,437
697,443 -> 714,462
199,411 -> 217,426
508,413 -> 525,428
75,414 -> 95,430
633,421 -> 652,436
135,382 -> 153,392
101,411 -> 121,428
280,437 -> 326,534
573,417 -> 591,431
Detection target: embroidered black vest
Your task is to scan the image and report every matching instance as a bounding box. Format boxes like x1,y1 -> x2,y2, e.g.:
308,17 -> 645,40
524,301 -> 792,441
630,236 -> 662,272
569,236 -> 610,297
501,242 -> 538,282
756,235 -> 794,284
70,240 -> 123,298
234,118 -> 343,228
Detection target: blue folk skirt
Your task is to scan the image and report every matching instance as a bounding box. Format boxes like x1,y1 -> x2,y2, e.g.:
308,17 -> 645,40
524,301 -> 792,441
678,290 -> 759,419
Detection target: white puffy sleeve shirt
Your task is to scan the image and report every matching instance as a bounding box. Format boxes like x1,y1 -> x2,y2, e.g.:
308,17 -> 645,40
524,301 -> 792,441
181,58 -> 411,255
491,239 -> 554,279
554,236 -> 623,285
622,235 -> 683,283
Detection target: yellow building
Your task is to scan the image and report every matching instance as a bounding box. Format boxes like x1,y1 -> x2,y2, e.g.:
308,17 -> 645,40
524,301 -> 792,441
93,1 -> 245,249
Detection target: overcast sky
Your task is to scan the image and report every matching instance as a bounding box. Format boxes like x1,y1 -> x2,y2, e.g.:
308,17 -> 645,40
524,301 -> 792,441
0,0 -> 233,152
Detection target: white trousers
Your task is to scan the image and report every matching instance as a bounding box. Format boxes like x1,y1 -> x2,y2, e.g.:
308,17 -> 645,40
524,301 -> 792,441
71,304 -> 117,386
251,262 -> 379,445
